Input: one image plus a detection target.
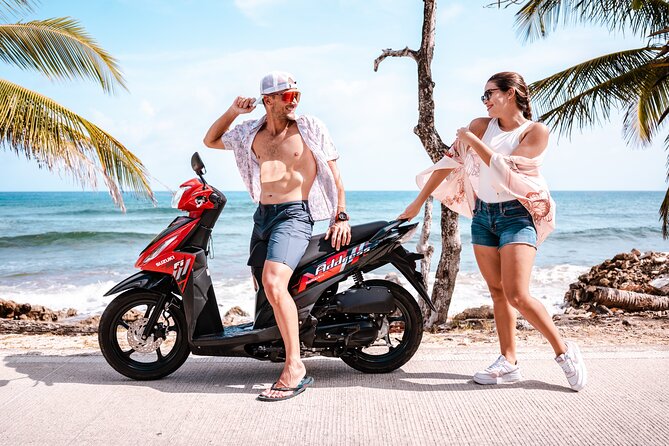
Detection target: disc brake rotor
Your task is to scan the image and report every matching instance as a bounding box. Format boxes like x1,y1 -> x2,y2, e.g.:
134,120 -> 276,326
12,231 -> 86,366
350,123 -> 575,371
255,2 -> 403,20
126,318 -> 163,353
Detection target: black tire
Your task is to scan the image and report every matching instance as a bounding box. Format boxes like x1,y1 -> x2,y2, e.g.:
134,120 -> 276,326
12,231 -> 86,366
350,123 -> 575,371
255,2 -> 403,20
98,290 -> 190,380
340,279 -> 423,373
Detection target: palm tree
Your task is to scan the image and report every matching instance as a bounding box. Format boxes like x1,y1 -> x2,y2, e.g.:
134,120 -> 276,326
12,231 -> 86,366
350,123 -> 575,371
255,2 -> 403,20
506,0 -> 669,236
0,0 -> 153,210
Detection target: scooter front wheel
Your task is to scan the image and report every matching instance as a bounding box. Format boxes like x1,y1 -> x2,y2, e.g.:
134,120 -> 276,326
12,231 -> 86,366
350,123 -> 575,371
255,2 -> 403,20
98,290 -> 190,380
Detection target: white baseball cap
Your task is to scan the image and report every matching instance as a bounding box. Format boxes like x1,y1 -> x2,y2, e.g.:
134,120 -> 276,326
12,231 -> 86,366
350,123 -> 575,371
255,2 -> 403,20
254,71 -> 298,105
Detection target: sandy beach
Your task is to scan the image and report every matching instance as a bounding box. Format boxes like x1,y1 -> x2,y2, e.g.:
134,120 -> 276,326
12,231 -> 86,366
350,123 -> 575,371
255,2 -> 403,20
1,312 -> 666,356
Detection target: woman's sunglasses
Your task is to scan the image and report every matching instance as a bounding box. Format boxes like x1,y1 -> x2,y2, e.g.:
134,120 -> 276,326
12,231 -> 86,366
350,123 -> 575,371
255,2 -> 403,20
480,88 -> 500,103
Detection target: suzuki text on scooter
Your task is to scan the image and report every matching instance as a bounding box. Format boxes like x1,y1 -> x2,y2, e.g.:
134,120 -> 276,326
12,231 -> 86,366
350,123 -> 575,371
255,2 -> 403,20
98,153 -> 435,380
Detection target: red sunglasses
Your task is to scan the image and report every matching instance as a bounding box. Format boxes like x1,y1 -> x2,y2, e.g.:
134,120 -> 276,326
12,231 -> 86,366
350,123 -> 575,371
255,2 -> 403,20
272,90 -> 301,103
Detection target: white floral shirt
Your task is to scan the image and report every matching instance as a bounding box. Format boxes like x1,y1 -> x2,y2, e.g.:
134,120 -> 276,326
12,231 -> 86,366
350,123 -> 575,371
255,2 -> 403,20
221,114 -> 340,222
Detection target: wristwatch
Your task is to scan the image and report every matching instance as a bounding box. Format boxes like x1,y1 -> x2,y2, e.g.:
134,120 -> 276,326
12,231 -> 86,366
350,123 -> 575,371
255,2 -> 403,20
336,211 -> 349,222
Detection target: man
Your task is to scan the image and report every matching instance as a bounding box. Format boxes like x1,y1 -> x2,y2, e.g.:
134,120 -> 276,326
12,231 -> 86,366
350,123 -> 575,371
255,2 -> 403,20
203,71 -> 351,401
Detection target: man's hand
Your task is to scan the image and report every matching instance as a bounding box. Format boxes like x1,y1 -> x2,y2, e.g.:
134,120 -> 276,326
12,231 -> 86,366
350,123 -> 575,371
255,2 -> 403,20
230,96 -> 257,115
203,96 -> 257,149
325,220 -> 351,251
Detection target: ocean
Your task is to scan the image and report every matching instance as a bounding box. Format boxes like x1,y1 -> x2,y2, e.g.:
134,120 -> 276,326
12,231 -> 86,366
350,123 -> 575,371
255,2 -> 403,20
0,191 -> 666,318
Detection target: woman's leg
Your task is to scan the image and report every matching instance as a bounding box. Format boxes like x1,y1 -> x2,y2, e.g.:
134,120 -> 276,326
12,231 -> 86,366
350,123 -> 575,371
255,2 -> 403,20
473,245 -> 518,364
499,243 -> 567,356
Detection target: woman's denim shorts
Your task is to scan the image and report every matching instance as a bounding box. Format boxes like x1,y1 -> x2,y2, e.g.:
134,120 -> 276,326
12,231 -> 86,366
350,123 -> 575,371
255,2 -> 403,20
471,198 -> 537,249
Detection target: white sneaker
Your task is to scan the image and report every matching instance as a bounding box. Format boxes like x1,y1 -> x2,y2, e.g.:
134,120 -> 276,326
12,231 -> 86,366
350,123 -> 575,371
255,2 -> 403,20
555,341 -> 587,391
473,355 -> 522,385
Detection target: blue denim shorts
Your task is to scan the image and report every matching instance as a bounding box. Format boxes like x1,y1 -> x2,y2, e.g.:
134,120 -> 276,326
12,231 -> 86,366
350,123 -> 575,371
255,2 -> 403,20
248,201 -> 314,270
471,199 -> 537,249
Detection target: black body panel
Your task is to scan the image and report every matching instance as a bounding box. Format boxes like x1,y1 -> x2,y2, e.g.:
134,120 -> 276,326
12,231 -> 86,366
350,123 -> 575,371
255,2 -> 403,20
104,271 -> 175,296
334,286 -> 395,313
182,249 -> 223,341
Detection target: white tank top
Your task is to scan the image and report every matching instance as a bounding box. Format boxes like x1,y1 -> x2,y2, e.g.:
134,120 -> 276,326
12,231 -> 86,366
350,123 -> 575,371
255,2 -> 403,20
477,118 -> 533,203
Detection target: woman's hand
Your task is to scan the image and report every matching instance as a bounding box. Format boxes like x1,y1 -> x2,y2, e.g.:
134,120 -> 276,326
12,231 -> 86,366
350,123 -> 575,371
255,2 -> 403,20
398,199 -> 423,221
456,127 -> 476,146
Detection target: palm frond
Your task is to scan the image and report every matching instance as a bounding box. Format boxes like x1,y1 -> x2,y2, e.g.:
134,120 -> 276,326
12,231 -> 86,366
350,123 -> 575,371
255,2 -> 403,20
0,78 -> 153,211
622,70 -> 669,146
0,18 -> 126,94
530,47 -> 658,111
0,0 -> 33,20
515,0 -> 669,42
529,47 -> 664,136
660,132 -> 669,238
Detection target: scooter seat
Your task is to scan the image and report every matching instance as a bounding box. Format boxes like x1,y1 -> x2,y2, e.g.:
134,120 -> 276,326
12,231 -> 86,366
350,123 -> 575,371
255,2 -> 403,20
296,220 -> 389,270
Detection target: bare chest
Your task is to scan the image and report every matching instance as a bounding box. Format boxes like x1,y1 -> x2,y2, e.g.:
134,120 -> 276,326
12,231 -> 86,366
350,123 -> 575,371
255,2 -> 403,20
252,127 -> 308,163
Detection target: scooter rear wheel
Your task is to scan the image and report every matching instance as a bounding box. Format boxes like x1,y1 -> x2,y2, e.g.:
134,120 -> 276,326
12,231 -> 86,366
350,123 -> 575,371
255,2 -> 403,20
340,280 -> 423,373
99,290 -> 190,380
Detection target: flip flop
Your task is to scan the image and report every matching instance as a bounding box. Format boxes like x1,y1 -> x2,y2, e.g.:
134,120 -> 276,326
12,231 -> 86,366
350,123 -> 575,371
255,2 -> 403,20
256,376 -> 314,402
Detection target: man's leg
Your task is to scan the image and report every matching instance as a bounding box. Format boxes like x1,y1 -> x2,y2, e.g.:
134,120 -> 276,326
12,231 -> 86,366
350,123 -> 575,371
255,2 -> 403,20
258,260 -> 305,399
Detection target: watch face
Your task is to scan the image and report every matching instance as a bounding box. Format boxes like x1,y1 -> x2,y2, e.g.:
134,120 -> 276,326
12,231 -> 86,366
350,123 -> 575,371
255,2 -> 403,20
337,212 -> 349,221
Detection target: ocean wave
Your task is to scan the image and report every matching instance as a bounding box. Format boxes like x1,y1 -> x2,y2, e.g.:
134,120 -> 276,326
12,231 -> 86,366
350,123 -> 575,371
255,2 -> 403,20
552,226 -> 662,240
44,207 -> 176,217
0,231 -> 153,248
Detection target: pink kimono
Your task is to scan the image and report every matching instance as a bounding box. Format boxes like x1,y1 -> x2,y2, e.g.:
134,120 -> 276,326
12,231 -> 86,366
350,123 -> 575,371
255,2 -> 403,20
416,139 -> 556,246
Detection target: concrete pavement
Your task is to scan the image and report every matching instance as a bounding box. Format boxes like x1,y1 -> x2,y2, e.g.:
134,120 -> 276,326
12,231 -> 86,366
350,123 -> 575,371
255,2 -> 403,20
0,344 -> 668,445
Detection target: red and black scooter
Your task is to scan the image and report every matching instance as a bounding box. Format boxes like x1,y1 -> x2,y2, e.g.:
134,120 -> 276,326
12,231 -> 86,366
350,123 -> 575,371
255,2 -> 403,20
98,153 -> 435,380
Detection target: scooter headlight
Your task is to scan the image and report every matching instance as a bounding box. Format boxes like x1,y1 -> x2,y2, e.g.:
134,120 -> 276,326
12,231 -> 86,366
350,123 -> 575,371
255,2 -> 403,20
398,225 -> 419,244
171,186 -> 189,209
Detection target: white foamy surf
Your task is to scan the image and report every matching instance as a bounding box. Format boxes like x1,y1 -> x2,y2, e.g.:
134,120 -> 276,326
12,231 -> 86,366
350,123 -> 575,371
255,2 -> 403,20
0,264 -> 588,319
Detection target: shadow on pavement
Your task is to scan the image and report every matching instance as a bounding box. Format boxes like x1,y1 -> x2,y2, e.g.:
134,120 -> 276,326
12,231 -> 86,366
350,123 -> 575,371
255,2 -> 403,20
2,353 -> 571,394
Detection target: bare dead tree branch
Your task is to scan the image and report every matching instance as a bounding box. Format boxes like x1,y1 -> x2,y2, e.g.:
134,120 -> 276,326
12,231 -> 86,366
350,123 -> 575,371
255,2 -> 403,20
374,47 -> 419,72
484,0 -> 524,8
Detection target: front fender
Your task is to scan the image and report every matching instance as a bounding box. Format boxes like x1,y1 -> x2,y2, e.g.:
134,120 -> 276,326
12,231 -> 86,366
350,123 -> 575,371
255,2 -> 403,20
104,271 -> 176,296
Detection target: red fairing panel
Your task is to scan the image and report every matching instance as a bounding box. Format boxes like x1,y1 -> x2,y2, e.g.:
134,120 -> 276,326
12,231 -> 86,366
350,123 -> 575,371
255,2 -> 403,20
134,219 -> 199,293
140,251 -> 196,294
292,240 -> 380,294
135,219 -> 199,268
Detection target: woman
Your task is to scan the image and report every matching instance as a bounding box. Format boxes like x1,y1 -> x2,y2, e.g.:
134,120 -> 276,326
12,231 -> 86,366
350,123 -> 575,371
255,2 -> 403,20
399,72 -> 587,391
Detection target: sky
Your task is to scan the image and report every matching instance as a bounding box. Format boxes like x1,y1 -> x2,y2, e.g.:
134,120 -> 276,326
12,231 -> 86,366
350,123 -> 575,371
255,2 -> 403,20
1,0 -> 667,194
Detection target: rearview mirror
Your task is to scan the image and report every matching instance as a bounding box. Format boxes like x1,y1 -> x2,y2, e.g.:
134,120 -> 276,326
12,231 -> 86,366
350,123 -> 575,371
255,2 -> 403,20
191,152 -> 206,175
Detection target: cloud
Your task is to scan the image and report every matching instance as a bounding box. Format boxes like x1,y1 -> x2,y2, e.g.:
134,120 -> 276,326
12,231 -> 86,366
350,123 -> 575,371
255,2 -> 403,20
233,0 -> 283,25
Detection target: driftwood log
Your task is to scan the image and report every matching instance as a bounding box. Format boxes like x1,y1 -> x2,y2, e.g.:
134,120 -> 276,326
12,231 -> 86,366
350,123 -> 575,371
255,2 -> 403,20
591,286 -> 669,312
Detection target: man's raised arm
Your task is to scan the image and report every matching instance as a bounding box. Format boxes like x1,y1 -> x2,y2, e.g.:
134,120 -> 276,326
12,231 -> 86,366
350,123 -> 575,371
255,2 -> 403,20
203,96 -> 256,149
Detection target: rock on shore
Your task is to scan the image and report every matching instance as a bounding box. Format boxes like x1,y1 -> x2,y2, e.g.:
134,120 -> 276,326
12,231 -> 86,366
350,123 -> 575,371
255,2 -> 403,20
0,299 -> 77,322
564,250 -> 669,314
0,299 -> 99,335
0,299 -> 253,335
